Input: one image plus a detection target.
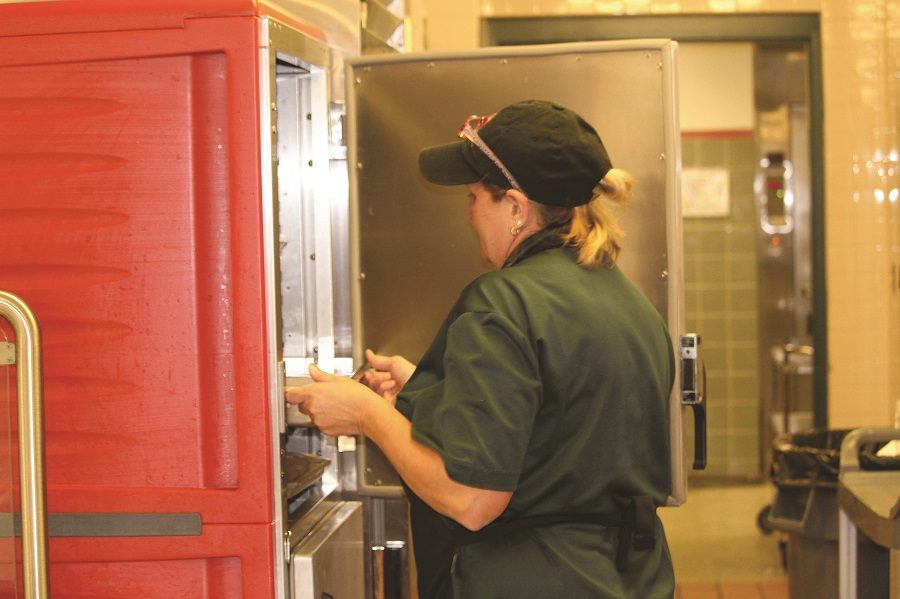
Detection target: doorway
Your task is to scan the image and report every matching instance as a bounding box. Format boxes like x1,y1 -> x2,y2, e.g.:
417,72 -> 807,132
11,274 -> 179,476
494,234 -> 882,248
484,14 -> 825,480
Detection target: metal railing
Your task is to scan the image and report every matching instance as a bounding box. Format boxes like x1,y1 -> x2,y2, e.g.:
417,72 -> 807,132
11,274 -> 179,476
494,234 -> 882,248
0,290 -> 49,598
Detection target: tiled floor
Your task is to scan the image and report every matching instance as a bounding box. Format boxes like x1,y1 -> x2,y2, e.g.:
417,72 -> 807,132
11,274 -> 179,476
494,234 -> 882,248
660,482 -> 788,599
674,581 -> 788,599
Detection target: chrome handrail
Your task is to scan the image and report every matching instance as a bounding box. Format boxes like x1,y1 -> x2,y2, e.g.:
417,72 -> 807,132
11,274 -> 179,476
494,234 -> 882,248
0,290 -> 49,598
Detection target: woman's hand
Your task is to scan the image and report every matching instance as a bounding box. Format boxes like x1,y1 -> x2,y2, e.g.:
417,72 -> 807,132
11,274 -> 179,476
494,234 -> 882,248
286,364 -> 383,436
359,348 -> 415,405
288,358 -> 512,531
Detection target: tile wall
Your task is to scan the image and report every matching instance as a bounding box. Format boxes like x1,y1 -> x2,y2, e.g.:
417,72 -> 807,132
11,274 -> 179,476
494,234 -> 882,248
819,0 -> 899,427
682,134 -> 760,476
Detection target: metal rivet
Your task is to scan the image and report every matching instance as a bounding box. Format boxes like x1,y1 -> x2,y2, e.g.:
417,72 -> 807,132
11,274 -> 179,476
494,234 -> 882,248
659,153 -> 666,161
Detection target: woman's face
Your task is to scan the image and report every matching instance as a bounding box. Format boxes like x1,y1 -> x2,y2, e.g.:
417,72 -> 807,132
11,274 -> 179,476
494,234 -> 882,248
466,182 -> 517,269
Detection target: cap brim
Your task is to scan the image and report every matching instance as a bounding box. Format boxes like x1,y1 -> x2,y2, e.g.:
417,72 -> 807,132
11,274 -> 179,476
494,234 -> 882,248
418,140 -> 484,186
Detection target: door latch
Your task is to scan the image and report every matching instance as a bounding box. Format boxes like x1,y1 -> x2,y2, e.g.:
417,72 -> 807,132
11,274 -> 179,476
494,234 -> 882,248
680,334 -> 707,470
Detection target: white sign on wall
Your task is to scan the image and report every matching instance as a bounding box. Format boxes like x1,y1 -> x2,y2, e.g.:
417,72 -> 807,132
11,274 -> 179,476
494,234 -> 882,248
681,167 -> 731,217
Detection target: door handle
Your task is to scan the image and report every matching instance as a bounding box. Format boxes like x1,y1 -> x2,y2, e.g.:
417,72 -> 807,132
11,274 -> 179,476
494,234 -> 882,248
680,334 -> 707,470
0,290 -> 49,598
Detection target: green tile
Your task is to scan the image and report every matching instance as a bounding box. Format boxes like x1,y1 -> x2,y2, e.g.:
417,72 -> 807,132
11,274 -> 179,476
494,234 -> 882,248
727,432 -> 761,462
684,322 -> 712,343
727,257 -> 758,285
699,229 -> 727,253
706,431 -> 730,457
683,231 -> 702,253
729,138 -> 758,165
729,315 -> 758,343
684,258 -> 701,285
730,203 -> 756,226
729,402 -> 761,429
696,258 -> 727,284
730,170 -> 756,196
708,403 -> 729,428
681,140 -> 697,164
700,288 -> 728,313
727,228 -> 758,253
730,361 -> 758,375
706,372 -> 728,398
731,374 -> 760,401
698,138 -> 726,165
698,319 -> 727,345
731,350 -> 760,371
729,287 -> 759,313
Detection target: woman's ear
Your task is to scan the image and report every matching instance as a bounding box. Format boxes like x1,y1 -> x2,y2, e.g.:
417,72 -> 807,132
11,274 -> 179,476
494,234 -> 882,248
506,189 -> 534,224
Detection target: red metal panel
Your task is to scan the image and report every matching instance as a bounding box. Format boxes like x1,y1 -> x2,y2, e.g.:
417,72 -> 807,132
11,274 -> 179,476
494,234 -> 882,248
0,15 -> 272,529
46,524 -> 275,598
3,523 -> 275,598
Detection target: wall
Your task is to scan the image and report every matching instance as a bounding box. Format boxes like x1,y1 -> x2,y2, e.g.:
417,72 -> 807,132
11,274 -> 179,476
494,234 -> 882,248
679,43 -> 754,132
408,0 -> 900,431
682,131 -> 760,475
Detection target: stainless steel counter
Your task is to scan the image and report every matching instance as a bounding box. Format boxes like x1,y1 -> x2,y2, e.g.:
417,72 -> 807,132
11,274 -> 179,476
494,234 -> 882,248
838,428 -> 900,599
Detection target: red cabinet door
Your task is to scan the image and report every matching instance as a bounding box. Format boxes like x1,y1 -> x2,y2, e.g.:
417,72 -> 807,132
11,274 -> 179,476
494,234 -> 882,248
0,12 -> 276,598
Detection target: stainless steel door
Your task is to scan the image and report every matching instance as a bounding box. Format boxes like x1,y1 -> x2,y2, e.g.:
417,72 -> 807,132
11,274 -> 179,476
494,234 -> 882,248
346,40 -> 688,503
291,501 -> 364,599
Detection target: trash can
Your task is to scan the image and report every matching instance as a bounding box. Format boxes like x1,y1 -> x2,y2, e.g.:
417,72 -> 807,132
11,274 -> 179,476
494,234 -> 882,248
765,429 -> 899,599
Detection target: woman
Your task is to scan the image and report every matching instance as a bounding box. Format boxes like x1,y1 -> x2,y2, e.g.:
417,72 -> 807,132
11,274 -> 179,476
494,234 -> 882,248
286,99 -> 675,598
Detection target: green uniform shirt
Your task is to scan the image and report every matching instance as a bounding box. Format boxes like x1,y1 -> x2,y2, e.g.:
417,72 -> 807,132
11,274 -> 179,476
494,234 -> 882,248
397,228 -> 675,598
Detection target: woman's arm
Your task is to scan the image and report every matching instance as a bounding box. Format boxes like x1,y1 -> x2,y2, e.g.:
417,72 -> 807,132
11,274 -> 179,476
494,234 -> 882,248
286,365 -> 512,531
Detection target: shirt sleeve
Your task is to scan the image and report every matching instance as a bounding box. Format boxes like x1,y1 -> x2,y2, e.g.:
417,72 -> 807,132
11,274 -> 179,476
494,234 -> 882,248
409,310 -> 542,491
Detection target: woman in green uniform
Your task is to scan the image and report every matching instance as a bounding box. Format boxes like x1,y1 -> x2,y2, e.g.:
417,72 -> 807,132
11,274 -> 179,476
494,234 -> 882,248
286,99 -> 675,599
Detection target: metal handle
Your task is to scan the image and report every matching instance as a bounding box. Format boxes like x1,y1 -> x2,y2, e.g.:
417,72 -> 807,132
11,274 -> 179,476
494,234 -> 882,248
0,290 -> 49,598
679,334 -> 707,470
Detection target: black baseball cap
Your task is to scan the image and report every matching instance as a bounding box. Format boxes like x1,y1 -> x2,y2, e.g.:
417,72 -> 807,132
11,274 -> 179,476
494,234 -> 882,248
418,99 -> 613,207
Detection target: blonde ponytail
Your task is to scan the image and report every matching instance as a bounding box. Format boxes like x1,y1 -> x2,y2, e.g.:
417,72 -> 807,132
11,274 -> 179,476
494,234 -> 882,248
560,168 -> 632,269
485,169 -> 633,269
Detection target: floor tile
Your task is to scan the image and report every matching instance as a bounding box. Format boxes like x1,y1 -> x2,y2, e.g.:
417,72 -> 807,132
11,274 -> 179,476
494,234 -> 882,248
662,482 -> 787,585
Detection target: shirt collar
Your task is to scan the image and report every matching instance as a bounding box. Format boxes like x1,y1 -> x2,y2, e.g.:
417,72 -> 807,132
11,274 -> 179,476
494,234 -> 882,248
502,225 -> 567,268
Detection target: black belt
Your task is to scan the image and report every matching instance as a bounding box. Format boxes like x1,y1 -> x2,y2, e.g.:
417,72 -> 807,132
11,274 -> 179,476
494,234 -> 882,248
453,495 -> 658,573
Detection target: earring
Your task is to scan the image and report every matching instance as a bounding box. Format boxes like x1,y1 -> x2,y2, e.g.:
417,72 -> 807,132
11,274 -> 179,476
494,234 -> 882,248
510,219 -> 523,236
